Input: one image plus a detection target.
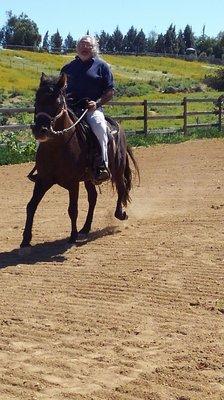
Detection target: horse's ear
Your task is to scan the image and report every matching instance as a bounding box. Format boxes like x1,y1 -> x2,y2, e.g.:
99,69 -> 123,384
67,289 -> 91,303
40,72 -> 48,84
57,73 -> 67,89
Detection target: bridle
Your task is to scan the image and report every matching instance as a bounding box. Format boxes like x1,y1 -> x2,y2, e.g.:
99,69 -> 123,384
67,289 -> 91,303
34,93 -> 88,136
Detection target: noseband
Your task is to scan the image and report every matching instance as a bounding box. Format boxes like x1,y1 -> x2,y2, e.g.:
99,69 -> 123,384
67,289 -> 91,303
34,94 -> 88,136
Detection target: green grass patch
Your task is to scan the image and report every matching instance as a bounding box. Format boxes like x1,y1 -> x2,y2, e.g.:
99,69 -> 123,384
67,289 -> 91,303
127,127 -> 224,147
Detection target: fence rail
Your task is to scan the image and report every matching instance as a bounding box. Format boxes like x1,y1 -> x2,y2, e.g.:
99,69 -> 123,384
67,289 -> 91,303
0,97 -> 223,134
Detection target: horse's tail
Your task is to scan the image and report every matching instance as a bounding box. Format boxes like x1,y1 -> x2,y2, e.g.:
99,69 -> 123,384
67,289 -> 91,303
127,144 -> 140,186
120,144 -> 140,207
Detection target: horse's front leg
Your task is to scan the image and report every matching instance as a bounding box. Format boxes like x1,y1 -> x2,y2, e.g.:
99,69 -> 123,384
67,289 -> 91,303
20,180 -> 52,248
79,180 -> 97,236
68,182 -> 79,243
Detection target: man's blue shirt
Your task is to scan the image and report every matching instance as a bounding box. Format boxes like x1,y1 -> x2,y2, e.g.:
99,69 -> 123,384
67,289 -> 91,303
61,56 -> 114,102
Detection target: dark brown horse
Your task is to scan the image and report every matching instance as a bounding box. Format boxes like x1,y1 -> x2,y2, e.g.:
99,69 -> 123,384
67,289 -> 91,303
20,73 -> 139,248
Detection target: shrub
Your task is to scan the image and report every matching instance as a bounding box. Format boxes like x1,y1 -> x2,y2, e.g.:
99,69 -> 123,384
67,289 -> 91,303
115,81 -> 151,97
0,131 -> 36,165
204,68 -> 224,91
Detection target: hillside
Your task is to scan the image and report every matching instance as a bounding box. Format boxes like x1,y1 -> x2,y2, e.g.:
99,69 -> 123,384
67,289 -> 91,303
0,49 -> 218,96
0,49 -> 222,134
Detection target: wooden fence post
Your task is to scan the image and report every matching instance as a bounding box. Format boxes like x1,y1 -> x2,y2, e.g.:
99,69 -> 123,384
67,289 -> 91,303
183,97 -> 187,135
218,97 -> 223,132
143,99 -> 148,135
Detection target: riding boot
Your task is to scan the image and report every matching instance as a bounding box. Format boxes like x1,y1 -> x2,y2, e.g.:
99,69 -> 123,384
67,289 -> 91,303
94,163 -> 110,184
93,155 -> 110,185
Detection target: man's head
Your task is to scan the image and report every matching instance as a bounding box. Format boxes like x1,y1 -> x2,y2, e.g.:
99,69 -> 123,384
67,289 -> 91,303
76,35 -> 99,61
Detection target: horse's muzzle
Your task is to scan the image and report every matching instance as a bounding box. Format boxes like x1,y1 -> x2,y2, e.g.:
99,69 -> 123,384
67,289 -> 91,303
31,124 -> 50,142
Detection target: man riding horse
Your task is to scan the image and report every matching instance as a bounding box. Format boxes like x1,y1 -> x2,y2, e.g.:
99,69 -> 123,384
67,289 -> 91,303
29,35 -> 114,184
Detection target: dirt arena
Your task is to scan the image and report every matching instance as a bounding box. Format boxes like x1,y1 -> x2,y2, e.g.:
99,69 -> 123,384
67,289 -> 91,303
0,138 -> 223,400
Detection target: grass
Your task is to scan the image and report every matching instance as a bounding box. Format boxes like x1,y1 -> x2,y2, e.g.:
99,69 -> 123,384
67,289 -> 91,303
127,127 -> 224,147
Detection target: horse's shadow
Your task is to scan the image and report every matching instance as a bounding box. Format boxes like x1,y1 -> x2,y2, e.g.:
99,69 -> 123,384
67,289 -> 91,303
0,226 -> 120,269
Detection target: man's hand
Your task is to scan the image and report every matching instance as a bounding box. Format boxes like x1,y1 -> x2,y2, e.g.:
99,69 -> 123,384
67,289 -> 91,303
86,100 -> 97,110
86,89 -> 114,111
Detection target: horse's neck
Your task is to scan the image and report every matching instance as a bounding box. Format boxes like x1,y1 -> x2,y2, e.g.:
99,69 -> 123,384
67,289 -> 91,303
53,111 -> 76,138
62,110 -> 75,128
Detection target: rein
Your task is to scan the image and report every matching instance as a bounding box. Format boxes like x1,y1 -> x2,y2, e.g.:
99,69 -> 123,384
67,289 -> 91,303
49,108 -> 88,136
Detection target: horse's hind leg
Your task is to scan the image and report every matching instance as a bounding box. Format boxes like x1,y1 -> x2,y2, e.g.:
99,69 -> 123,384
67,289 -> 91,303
114,176 -> 128,221
79,180 -> 97,235
20,180 -> 52,248
114,154 -> 131,221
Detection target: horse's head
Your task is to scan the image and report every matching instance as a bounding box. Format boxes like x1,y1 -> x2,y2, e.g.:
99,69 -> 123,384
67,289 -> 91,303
32,73 -> 67,142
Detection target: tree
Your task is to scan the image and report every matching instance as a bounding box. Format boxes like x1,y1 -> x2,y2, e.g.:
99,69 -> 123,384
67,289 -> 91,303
50,29 -> 63,53
164,24 -> 177,54
135,29 -> 147,53
0,10 -> 41,48
154,33 -> 165,53
112,26 -> 123,52
183,24 -> 195,49
147,31 -> 157,52
64,33 -> 76,53
97,30 -> 110,53
177,30 -> 185,55
106,36 -> 115,52
123,26 -> 138,53
195,35 -> 215,56
42,31 -> 50,52
213,32 -> 224,59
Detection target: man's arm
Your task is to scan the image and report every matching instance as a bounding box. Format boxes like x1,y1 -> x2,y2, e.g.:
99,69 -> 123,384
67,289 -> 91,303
87,88 -> 115,110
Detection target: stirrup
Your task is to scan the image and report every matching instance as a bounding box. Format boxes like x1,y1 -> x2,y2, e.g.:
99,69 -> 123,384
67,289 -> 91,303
93,166 -> 110,185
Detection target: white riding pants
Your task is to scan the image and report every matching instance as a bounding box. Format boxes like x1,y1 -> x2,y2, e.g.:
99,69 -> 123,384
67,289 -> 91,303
85,107 -> 108,167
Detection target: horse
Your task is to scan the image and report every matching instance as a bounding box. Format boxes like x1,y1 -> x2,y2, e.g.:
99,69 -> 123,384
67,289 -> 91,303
20,72 -> 139,249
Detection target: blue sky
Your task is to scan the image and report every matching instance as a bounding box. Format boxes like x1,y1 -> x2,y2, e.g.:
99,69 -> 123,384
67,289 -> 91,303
0,0 -> 223,41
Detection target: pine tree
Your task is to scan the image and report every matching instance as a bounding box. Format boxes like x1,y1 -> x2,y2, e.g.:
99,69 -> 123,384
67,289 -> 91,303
154,34 -> 165,53
123,26 -> 137,53
42,31 -> 50,52
112,26 -> 123,52
147,31 -> 157,52
64,33 -> 76,53
183,24 -> 195,49
135,29 -> 147,54
164,24 -> 177,54
50,29 -> 63,53
98,30 -> 110,53
177,30 -> 185,55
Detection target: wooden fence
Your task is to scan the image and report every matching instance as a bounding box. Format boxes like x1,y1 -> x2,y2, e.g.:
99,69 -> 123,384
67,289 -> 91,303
0,97 -> 223,135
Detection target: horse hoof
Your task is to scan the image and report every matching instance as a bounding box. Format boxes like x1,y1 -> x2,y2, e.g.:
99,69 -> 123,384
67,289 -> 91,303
19,246 -> 31,257
77,233 -> 88,243
114,210 -> 128,221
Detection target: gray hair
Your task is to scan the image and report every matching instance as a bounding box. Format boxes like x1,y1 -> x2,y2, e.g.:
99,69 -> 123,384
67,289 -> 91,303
76,35 -> 99,57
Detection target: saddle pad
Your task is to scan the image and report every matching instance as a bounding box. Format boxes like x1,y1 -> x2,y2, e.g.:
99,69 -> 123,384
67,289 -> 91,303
105,116 -> 120,135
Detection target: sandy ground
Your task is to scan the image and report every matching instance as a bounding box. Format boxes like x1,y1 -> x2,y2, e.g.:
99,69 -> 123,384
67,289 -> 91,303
0,138 -> 224,400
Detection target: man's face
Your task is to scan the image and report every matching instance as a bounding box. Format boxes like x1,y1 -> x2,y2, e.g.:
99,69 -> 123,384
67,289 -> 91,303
77,38 -> 94,61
